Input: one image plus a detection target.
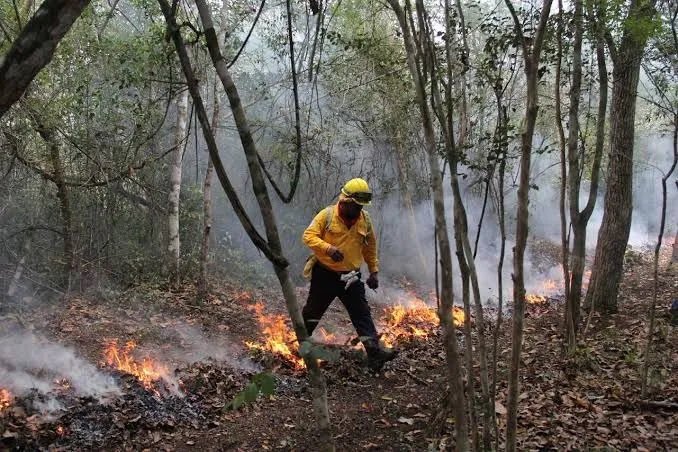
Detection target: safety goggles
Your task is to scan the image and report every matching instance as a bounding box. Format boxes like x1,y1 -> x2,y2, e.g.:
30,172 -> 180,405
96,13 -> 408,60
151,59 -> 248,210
347,191 -> 372,204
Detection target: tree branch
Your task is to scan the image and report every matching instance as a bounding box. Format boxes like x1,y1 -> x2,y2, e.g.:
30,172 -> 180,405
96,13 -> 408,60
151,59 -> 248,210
0,0 -> 91,118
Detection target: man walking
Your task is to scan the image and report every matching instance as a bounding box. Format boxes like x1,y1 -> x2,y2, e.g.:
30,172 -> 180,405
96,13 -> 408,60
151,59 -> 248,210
302,178 -> 396,371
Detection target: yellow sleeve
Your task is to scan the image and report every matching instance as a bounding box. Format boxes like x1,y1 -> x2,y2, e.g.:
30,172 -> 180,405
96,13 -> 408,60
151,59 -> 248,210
362,226 -> 379,274
303,209 -> 332,255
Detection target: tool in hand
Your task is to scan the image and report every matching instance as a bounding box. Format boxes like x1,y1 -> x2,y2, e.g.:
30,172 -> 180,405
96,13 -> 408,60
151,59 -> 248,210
340,270 -> 360,289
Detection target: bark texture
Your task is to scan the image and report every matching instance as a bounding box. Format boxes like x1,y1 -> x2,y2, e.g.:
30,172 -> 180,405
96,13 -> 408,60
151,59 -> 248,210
161,0 -> 333,447
0,0 -> 91,118
586,0 -> 656,313
503,1 -> 553,450
168,90 -> 189,285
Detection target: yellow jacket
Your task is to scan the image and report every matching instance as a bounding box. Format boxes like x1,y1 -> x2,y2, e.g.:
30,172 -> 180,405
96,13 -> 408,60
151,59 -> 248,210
303,204 -> 379,274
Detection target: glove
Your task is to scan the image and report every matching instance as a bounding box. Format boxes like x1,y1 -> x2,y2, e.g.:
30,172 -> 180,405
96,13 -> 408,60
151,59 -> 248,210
366,272 -> 379,290
327,246 -> 344,262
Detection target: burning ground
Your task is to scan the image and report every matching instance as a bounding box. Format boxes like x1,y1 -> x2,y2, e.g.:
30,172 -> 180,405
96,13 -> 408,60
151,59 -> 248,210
0,245 -> 676,450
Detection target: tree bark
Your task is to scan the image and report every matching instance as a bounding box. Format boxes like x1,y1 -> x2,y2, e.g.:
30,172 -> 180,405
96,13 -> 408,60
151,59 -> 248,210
36,124 -> 74,291
503,1 -> 553,450
386,1 -> 469,449
641,115 -> 677,395
7,237 -> 31,298
161,0 -> 333,447
199,83 -> 218,301
0,0 -> 91,118
564,0 -> 584,350
586,0 -> 656,313
168,89 -> 189,286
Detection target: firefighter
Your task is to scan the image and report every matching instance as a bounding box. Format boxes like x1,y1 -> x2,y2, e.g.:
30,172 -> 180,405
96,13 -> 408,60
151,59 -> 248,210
302,178 -> 397,371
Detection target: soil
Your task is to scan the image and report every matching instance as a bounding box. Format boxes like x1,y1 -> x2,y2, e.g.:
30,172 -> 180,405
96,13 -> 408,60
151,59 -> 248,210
0,246 -> 676,451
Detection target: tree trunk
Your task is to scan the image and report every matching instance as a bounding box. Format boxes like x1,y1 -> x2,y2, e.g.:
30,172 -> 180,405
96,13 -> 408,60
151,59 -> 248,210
585,0 -> 656,313
503,1 -> 553,450
387,0 -> 469,448
454,213 -> 478,450
641,118 -> 677,395
394,133 -> 428,275
37,125 -> 74,291
7,237 -> 31,299
0,0 -> 91,118
168,89 -> 189,286
564,0 -> 584,350
199,85 -> 218,300
161,0 -> 333,447
491,113 -> 507,451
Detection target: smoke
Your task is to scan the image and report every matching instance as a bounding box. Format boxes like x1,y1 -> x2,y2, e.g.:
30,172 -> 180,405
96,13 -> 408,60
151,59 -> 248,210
167,323 -> 261,373
0,330 -> 120,409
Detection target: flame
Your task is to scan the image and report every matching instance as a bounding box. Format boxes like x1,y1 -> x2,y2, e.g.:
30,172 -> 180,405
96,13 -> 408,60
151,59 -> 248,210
104,340 -> 170,391
56,425 -> 66,436
0,389 -> 12,411
380,295 -> 465,347
525,293 -> 548,304
245,303 -> 305,370
540,279 -> 559,294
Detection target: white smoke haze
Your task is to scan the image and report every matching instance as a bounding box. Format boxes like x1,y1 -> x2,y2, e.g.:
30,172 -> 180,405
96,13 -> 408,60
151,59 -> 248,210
168,323 -> 261,373
0,330 -> 120,410
204,128 -> 676,307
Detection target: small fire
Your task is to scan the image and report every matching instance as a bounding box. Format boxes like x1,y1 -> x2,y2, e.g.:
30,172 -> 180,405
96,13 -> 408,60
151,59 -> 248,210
104,340 -> 170,391
245,303 -> 305,370
0,389 -> 12,411
540,279 -> 559,294
525,293 -> 548,304
380,295 -> 465,348
56,425 -> 66,436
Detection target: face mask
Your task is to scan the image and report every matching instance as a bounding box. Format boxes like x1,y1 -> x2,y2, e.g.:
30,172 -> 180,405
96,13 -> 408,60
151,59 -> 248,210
341,202 -> 362,220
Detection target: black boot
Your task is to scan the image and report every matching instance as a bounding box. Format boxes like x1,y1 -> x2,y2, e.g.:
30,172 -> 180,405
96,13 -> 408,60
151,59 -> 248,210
364,341 -> 397,372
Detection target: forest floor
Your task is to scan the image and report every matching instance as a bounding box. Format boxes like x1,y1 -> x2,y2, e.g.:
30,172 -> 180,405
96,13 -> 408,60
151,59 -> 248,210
1,244 -> 676,451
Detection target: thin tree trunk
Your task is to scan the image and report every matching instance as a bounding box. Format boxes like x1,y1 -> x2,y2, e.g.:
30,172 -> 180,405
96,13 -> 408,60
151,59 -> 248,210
455,216 -> 479,450
0,0 -> 91,118
503,2 -> 553,450
8,237 -> 31,298
36,124 -> 74,291
450,1 -> 493,441
387,0 -> 469,448
564,0 -> 584,350
168,89 -> 188,286
555,0 -> 572,352
394,132 -> 429,275
586,0 -> 657,313
163,0 -> 333,447
641,117 -> 677,395
199,83 -> 219,300
576,0 -> 608,336
491,116 -> 507,451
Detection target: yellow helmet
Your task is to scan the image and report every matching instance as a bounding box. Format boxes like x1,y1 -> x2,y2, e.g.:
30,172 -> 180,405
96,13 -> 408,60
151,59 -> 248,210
341,178 -> 372,205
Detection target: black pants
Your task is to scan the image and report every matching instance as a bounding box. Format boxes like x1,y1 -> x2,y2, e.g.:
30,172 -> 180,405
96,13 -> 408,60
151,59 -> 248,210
302,264 -> 378,346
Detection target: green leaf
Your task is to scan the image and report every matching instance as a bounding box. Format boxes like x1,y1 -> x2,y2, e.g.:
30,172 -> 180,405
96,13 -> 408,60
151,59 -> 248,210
257,373 -> 276,396
243,382 -> 260,403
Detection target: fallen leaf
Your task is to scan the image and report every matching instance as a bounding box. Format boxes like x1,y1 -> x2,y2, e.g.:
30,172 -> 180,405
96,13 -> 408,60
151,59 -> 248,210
495,401 -> 507,415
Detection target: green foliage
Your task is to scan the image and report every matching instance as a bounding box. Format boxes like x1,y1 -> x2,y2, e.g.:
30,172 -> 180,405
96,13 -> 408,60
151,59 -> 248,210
227,372 -> 276,410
